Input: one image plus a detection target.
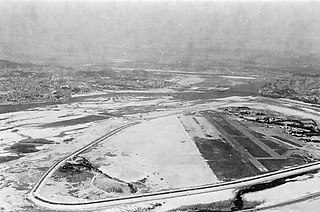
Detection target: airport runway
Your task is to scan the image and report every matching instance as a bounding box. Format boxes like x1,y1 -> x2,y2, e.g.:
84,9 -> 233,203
28,118 -> 320,211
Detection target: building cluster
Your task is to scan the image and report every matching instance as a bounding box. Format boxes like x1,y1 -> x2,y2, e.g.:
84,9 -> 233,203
0,66 -> 179,104
0,77 -> 73,103
224,106 -> 320,141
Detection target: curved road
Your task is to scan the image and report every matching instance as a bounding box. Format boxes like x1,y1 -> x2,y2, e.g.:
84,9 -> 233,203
28,120 -> 320,211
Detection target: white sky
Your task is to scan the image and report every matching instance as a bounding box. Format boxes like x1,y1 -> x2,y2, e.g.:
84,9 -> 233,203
1,0 -> 319,64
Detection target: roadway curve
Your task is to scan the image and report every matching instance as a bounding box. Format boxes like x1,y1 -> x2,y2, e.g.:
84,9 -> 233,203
28,122 -> 140,209
28,120 -> 320,211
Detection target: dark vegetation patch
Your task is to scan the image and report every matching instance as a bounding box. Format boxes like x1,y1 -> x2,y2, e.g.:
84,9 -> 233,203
234,169 -> 319,211
52,169 -> 94,184
0,155 -> 21,163
272,136 -> 303,147
194,137 -> 260,181
168,199 -> 262,212
8,143 -> 39,154
40,115 -> 108,128
3,138 -> 55,157
233,136 -> 270,157
52,157 -> 101,185
20,138 -> 55,144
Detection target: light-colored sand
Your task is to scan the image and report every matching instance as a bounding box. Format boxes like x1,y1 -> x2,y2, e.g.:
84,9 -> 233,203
81,115 -> 219,192
169,75 -> 204,86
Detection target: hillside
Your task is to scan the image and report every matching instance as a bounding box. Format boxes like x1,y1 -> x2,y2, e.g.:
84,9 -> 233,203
259,74 -> 320,104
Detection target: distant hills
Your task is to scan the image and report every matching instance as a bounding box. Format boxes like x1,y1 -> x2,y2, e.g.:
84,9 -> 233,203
0,60 -> 34,69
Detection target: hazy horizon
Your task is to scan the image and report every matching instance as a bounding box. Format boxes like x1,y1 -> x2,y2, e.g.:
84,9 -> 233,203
1,0 -> 320,65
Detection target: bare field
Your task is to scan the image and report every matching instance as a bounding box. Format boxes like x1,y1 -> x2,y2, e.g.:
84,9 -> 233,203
42,115 -> 219,201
